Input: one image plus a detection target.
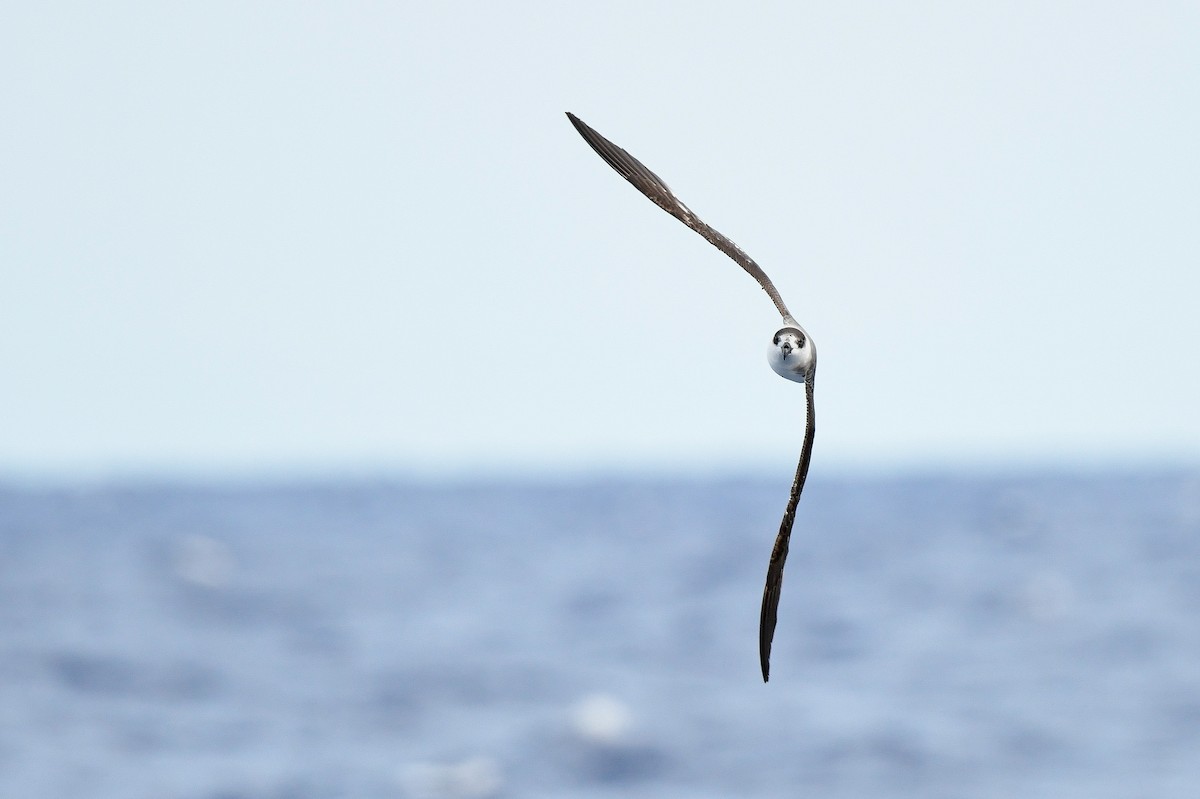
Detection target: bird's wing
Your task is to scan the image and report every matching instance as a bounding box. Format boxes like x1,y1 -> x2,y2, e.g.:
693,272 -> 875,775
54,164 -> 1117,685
566,112 -> 794,323
759,371 -> 816,682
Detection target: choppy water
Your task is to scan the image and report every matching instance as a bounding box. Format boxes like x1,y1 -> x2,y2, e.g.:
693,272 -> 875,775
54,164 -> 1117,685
2,470 -> 1200,798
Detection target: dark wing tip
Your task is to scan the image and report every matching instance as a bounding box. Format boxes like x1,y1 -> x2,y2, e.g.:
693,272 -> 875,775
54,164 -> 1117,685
565,113 -> 594,146
565,111 -> 592,139
563,112 -> 675,199
760,586 -> 777,682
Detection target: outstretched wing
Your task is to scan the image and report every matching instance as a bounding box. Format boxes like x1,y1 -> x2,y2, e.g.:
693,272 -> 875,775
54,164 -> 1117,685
759,371 -> 816,682
566,112 -> 795,323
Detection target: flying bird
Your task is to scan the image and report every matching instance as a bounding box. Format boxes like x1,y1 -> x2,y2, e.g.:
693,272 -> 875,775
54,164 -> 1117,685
565,112 -> 817,682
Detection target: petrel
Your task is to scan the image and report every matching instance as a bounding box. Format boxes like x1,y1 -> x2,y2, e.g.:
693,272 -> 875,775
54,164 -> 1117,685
566,112 -> 816,682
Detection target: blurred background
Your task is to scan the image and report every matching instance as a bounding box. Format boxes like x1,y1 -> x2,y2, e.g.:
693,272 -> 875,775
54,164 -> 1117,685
2,2 -> 1199,797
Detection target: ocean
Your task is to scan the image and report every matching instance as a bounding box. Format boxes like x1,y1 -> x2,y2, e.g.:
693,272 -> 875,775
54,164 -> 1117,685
2,470 -> 1199,797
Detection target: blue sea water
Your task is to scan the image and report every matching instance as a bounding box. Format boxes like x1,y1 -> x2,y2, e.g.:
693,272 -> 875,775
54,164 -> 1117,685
2,470 -> 1200,798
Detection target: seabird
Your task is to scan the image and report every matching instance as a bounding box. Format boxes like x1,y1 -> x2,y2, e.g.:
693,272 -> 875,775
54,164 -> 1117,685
566,112 -> 816,682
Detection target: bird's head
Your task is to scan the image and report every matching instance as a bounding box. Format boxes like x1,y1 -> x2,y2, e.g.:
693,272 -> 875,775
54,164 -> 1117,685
768,326 -> 814,383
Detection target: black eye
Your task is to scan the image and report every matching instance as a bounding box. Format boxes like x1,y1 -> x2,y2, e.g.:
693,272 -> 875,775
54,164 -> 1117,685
797,334 -> 805,347
773,335 -> 781,345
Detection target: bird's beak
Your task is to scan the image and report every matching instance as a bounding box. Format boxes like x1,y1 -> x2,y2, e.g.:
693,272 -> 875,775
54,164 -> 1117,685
781,342 -> 792,358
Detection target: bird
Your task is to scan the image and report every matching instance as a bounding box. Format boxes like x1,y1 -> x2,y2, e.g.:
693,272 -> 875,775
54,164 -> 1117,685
565,112 -> 816,682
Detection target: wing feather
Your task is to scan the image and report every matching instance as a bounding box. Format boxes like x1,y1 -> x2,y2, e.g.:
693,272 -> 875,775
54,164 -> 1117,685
759,372 -> 816,682
566,112 -> 795,322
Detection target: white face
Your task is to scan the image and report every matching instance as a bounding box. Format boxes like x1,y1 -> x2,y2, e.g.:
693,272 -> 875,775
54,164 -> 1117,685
767,327 -> 814,383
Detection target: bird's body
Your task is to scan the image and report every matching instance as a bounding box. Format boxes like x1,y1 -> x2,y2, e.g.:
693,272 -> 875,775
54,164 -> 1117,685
566,112 -> 818,682
768,327 -> 815,384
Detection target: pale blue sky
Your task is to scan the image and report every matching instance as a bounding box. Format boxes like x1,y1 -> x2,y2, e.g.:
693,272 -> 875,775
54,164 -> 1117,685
2,3 -> 1198,480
